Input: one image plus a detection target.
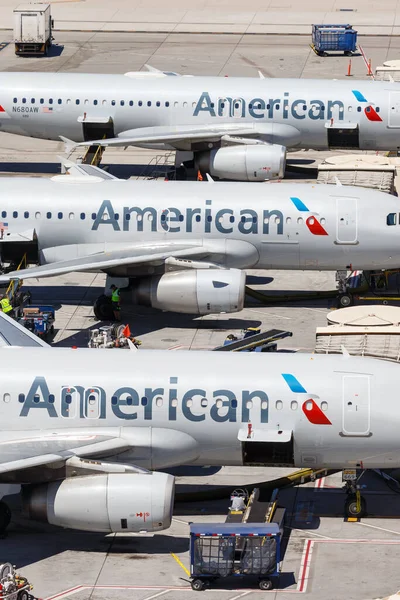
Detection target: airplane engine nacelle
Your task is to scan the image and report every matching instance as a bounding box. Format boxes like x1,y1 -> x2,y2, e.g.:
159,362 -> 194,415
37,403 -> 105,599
195,144 -> 286,181
131,268 -> 246,314
22,472 -> 174,533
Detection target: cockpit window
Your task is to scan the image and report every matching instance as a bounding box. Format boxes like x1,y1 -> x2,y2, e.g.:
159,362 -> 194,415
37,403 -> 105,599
387,213 -> 397,226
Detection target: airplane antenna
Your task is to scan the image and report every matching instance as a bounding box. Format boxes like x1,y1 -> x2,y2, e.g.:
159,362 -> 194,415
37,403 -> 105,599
258,70 -> 265,79
206,173 -> 215,183
334,176 -> 342,186
341,345 -> 350,358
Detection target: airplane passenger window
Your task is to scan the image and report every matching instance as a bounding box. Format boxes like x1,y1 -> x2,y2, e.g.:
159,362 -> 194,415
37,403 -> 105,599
139,101 -> 142,106
22,98 -> 26,103
230,216 -> 235,223
195,215 -> 201,222
120,100 -> 124,106
303,105 -> 306,110
321,401 -> 328,411
178,215 -> 184,221
80,213 -> 85,220
31,98 -> 35,104
49,99 -> 53,104
275,104 -> 280,110
235,103 -> 239,109
387,213 -> 396,226
69,213 -> 75,220
102,100 -> 107,105
266,104 -> 270,109
49,394 -> 55,404
246,400 -> 253,409
216,399 -> 223,409
58,99 -> 62,104
58,212 -> 63,219
320,218 -> 326,224
12,211 -> 18,218
84,99 -> 89,105
88,395 -> 96,404
291,401 -> 298,410
111,100 -> 116,106
24,211 -> 29,218
348,106 -> 352,112
165,101 -> 169,107
147,101 -> 151,106
93,100 -> 98,105
47,212 -> 52,219
286,217 -> 291,224
141,397 -> 148,406
33,394 -> 40,403
297,217 -> 303,224
114,213 -> 119,220
156,101 -> 160,107
156,397 -> 163,407
65,394 -> 72,404
111,396 -> 117,405
76,99 -> 80,105
249,103 -> 253,109
304,400 -> 313,411
376,107 -> 380,113
126,397 -> 133,406
18,394 -> 25,403
129,101 -> 133,106
40,98 -> 44,104
276,400 -> 283,410
207,215 -> 212,222
186,399 -> 193,407
125,214 -> 130,221
3,394 -> 10,403
275,217 -> 281,224
357,106 -> 362,112
174,101 -> 178,107
231,399 -> 238,408
201,398 -> 208,407
183,102 -> 187,108
1,211 -> 6,218
171,398 -> 178,407
13,98 -> 17,103
91,212 -> 96,219
67,99 -> 71,104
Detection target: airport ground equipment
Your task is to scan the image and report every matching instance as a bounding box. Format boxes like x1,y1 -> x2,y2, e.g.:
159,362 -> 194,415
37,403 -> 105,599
189,521 -> 282,591
0,563 -> 33,600
342,469 -> 367,519
213,329 -> 292,352
311,24 -> 357,56
88,324 -> 141,349
18,305 -> 55,340
13,3 -> 53,56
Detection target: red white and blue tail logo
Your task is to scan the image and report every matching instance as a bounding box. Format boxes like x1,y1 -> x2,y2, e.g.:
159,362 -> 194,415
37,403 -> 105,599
282,373 -> 332,425
290,197 -> 328,236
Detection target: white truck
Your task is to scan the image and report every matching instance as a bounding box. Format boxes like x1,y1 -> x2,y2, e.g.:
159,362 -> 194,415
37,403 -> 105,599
13,3 -> 53,56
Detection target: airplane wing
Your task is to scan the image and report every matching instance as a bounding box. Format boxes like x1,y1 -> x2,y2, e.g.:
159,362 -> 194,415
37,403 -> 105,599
58,156 -> 118,180
0,311 -> 50,347
62,122 -> 300,150
0,240 -> 230,282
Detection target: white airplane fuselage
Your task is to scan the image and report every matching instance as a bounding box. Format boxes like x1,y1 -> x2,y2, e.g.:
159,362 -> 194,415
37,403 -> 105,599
0,348 -> 399,473
0,73 -> 399,150
1,179 -> 400,274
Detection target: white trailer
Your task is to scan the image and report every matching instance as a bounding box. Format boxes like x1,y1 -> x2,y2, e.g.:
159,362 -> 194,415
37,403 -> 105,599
13,3 -> 53,56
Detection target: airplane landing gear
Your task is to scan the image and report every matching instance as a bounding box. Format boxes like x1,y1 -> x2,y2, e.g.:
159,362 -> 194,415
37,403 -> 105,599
93,295 -> 113,321
343,469 -> 367,519
0,501 -> 11,536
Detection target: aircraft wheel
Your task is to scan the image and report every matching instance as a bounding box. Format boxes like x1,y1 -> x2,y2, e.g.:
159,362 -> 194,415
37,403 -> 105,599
345,494 -> 366,518
0,501 -> 11,533
18,591 -> 29,600
93,295 -> 113,321
259,578 -> 273,590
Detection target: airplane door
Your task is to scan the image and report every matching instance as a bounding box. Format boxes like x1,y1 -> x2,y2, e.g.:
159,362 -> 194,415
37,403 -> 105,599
336,197 -> 358,244
342,375 -> 371,436
389,92 -> 400,127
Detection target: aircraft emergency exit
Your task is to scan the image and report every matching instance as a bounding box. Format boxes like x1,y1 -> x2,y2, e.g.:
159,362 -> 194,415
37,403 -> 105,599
1,69 -> 400,180
0,310 -> 398,530
0,166 -> 399,318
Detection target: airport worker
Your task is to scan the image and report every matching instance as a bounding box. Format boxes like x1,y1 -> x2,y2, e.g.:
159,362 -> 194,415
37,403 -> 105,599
0,294 -> 13,317
110,285 -> 121,322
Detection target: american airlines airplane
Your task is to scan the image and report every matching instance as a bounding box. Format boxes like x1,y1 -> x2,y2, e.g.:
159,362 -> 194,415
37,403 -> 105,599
0,165 -> 399,319
0,310 -> 397,531
0,69 -> 399,180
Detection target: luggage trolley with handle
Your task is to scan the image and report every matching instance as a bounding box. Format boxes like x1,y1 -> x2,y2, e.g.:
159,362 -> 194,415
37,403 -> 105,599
189,522 -> 283,591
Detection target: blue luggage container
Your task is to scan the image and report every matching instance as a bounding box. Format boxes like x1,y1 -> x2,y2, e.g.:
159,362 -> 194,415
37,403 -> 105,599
312,24 -> 357,56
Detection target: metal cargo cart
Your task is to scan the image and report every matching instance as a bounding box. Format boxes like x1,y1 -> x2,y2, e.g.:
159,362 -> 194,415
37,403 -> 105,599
189,522 -> 282,591
18,304 -> 55,340
311,24 -> 357,56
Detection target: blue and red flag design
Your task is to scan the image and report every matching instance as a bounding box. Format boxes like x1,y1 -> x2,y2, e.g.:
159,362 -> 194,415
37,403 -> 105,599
290,197 -> 328,236
352,90 -> 382,122
281,373 -> 332,425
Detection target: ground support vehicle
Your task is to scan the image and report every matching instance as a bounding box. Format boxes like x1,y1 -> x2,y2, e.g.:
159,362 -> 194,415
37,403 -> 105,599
13,4 -> 53,56
0,563 -> 33,600
88,324 -> 141,349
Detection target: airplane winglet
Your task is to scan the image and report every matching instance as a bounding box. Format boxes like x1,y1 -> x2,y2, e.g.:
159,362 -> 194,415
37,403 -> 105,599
206,173 -> 215,183
59,136 -> 78,154
258,70 -> 265,79
127,339 -> 138,351
144,64 -> 162,73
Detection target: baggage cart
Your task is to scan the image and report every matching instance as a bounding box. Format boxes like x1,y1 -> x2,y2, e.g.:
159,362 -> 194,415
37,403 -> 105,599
0,563 -> 33,600
18,304 -> 55,340
311,24 -> 357,56
189,522 -> 282,591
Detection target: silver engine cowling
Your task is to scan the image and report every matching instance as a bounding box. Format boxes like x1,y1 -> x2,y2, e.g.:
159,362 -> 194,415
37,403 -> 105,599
131,268 -> 246,314
195,144 -> 286,181
22,472 -> 174,533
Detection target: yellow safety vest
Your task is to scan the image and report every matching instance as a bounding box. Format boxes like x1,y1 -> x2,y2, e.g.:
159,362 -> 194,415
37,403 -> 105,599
111,289 -> 120,303
0,298 -> 12,313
